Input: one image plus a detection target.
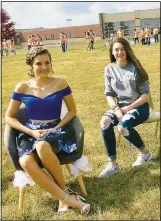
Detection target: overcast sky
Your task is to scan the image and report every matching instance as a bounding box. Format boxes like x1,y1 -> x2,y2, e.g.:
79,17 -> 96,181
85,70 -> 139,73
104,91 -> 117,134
2,1 -> 160,29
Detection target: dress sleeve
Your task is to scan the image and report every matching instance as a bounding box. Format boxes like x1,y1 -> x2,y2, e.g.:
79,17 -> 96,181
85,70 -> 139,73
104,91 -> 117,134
137,80 -> 150,94
11,91 -> 22,101
104,67 -> 117,97
62,86 -> 72,97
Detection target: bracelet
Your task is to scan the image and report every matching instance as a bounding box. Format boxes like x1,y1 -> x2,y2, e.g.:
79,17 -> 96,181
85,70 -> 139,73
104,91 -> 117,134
114,106 -> 120,111
111,104 -> 118,110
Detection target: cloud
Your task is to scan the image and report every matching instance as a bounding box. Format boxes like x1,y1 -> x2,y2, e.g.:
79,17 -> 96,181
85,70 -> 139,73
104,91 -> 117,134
2,2 -> 160,29
115,2 -> 160,13
89,2 -> 160,14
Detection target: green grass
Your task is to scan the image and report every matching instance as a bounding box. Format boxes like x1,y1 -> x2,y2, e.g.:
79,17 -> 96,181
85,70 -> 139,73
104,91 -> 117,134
2,40 -> 160,220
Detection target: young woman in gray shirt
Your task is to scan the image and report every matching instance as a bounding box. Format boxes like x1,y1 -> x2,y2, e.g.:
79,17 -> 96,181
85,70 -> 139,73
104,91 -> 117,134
99,37 -> 152,178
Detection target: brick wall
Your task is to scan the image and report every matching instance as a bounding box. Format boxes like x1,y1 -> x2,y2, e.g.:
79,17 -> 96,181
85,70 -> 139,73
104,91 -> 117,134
18,24 -> 101,42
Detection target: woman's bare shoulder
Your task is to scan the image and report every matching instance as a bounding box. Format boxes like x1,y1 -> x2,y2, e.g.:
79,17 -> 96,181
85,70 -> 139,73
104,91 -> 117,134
55,77 -> 69,90
14,81 -> 30,93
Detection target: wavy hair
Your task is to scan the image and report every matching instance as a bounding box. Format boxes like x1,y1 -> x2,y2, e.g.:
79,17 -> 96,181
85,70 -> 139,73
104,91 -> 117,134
26,47 -> 52,77
109,37 -> 149,86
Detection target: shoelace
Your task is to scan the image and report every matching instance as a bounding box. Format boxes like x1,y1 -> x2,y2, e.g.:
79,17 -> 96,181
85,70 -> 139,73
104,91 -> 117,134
137,153 -> 148,161
104,163 -> 116,172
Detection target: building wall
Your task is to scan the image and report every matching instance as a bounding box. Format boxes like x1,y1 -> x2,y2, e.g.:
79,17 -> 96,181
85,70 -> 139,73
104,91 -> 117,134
99,8 -> 160,39
18,24 -> 101,42
102,12 -> 135,22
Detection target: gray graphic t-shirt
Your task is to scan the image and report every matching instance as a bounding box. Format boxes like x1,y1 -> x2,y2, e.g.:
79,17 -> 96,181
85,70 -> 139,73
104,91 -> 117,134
104,62 -> 150,106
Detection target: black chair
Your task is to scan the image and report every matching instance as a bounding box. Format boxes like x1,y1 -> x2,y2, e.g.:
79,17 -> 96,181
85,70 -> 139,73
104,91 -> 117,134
4,104 -> 87,209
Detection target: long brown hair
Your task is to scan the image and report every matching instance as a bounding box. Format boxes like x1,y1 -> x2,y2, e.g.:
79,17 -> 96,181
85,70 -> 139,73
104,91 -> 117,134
26,47 -> 53,77
109,37 -> 149,86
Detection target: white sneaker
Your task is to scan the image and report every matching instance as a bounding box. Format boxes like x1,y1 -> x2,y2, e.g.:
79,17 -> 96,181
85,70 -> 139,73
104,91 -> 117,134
98,162 -> 120,178
132,152 -> 153,167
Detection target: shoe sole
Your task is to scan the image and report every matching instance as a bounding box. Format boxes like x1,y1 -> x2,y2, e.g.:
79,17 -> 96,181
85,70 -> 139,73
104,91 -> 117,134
98,168 -> 121,178
132,154 -> 153,167
145,154 -> 153,162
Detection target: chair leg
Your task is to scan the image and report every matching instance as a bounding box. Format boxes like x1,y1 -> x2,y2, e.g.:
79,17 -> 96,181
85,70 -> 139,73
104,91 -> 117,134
154,121 -> 159,148
65,164 -> 87,195
77,175 -> 87,196
128,141 -> 135,162
154,121 -> 159,137
65,164 -> 71,175
117,133 -> 121,146
19,186 -> 25,209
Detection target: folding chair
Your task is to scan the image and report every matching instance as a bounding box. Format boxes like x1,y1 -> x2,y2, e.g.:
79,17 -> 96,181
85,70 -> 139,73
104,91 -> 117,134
117,94 -> 160,161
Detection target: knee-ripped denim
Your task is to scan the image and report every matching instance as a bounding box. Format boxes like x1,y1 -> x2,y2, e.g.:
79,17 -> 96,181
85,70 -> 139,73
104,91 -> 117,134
101,102 -> 150,161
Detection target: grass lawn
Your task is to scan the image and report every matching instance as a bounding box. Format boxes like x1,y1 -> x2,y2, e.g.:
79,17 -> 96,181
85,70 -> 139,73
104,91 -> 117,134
2,40 -> 160,220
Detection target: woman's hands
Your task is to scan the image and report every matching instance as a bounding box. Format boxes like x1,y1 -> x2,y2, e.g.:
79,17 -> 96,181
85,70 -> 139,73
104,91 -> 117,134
120,106 -> 130,114
114,107 -> 124,121
30,129 -> 48,139
30,127 -> 58,139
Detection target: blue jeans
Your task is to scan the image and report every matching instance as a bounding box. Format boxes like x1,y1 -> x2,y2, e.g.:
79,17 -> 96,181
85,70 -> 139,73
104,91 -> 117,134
101,103 -> 150,161
154,34 -> 159,43
61,42 -> 66,52
146,37 -> 150,45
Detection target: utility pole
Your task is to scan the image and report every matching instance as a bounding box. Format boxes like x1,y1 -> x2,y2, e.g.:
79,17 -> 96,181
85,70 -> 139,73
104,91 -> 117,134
66,18 -> 72,27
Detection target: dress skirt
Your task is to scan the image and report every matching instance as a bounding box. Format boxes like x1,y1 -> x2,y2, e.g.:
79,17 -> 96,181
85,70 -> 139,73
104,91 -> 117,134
16,118 -> 78,158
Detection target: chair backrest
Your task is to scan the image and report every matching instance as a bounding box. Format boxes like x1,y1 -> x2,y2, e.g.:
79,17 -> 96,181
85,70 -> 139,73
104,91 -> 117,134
4,103 -> 84,170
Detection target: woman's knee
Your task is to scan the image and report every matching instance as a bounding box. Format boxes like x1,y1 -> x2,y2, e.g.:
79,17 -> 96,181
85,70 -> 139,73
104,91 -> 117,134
117,123 -> 129,136
19,154 -> 37,171
35,141 -> 56,160
100,115 -> 113,130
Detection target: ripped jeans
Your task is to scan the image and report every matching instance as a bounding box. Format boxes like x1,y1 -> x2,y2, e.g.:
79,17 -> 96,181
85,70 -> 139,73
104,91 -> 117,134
100,102 -> 149,161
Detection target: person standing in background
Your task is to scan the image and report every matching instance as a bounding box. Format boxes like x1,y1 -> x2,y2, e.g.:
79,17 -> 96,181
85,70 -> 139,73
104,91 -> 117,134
153,27 -> 159,43
59,32 -> 66,52
64,34 -> 68,51
9,39 -> 16,55
133,29 -> 139,44
3,39 -> 9,56
90,30 -> 95,50
117,28 -> 124,38
145,26 -> 151,46
140,28 -> 146,45
27,36 -> 32,50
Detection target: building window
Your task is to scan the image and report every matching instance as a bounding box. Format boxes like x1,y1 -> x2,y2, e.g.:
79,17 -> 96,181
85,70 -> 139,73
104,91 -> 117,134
105,20 -> 135,36
140,18 -> 160,29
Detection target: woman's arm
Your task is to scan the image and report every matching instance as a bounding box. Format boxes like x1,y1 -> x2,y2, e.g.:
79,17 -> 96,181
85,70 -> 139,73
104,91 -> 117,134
54,93 -> 76,130
51,79 -> 77,130
5,99 -> 32,135
106,96 -> 123,121
106,96 -> 117,109
5,99 -> 47,139
5,82 -> 42,137
121,94 -> 149,114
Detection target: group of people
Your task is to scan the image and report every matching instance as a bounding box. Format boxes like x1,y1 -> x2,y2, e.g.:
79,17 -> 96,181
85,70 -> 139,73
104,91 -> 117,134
133,26 -> 159,45
109,28 -> 124,40
1,38 -> 16,56
5,35 -> 153,215
27,34 -> 43,50
85,30 -> 95,51
106,26 -> 159,47
59,32 -> 68,52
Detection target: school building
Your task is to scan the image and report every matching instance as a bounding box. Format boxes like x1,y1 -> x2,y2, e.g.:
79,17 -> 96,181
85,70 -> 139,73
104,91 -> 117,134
15,8 -> 160,43
99,8 -> 160,39
15,24 -> 101,43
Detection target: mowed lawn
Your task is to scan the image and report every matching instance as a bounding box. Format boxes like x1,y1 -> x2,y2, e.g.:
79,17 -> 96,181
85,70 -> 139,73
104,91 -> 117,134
2,40 -> 160,220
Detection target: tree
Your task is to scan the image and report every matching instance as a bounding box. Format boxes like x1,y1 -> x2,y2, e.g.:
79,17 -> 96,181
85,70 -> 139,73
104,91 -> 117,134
1,8 -> 16,40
